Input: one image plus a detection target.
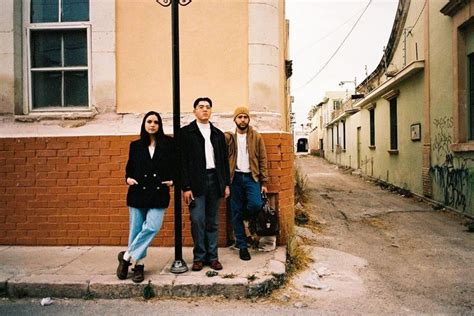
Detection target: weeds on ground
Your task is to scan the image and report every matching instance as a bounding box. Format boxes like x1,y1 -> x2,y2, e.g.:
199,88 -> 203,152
294,166 -> 309,205
294,204 -> 310,226
83,292 -> 94,300
285,223 -> 311,277
143,280 -> 155,300
247,274 -> 258,282
221,273 -> 236,279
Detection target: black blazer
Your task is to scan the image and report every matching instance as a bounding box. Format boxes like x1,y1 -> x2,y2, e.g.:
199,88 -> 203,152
181,120 -> 230,197
125,136 -> 175,208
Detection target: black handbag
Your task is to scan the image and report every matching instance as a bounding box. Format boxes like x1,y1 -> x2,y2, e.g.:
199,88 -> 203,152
255,193 -> 279,236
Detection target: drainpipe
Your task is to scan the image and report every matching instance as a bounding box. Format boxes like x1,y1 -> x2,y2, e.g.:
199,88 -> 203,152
422,0 -> 432,197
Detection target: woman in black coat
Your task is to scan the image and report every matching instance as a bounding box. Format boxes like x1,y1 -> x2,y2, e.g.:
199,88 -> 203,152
116,111 -> 174,283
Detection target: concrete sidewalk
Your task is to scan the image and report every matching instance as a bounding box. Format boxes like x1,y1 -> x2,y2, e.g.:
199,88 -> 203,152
0,246 -> 286,299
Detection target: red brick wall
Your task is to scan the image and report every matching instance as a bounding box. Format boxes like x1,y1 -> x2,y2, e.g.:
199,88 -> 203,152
0,133 -> 294,246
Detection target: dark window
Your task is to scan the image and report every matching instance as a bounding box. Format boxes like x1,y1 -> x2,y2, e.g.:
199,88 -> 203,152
30,29 -> 88,108
336,124 -> 340,145
469,53 -> 474,140
369,108 -> 375,146
31,0 -> 89,23
342,120 -> 346,149
390,98 -> 398,150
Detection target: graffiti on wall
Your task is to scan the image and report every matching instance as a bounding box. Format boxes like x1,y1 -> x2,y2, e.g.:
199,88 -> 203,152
430,116 -> 474,212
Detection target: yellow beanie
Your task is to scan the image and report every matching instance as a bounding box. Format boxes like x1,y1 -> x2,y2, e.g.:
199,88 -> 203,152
233,106 -> 250,119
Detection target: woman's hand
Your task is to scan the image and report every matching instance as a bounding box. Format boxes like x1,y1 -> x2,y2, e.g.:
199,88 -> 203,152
161,180 -> 173,187
126,177 -> 138,185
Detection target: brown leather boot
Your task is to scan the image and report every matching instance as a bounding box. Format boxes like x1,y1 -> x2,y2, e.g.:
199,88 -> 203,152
132,264 -> 145,283
116,251 -> 132,280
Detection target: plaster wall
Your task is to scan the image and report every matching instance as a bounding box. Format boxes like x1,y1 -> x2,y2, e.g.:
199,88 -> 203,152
116,0 -> 248,115
388,1 -> 426,75
0,0 -> 14,114
429,0 -> 474,215
369,73 -> 424,194
341,113 -> 361,170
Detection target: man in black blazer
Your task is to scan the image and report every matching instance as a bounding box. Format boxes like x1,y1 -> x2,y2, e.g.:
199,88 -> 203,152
181,97 -> 230,271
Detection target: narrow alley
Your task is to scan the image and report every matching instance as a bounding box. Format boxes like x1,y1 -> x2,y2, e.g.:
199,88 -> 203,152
285,155 -> 474,313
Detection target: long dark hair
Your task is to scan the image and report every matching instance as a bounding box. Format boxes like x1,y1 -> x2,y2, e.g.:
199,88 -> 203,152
140,111 -> 165,145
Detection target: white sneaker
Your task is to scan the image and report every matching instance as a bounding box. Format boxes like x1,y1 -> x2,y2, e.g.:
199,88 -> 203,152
258,236 -> 276,252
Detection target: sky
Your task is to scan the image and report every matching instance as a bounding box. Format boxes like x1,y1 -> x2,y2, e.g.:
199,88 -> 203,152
286,0 -> 399,126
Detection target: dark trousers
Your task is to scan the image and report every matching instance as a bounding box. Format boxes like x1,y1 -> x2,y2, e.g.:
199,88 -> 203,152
189,171 -> 222,262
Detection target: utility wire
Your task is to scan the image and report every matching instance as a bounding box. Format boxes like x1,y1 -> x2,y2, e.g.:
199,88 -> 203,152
295,0 -> 373,91
409,0 -> 427,32
294,8 -> 364,57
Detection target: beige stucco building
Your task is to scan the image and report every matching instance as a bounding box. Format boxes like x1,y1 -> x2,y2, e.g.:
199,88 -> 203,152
0,0 -> 294,247
0,0 -> 291,134
308,91 -> 347,158
319,0 -> 474,216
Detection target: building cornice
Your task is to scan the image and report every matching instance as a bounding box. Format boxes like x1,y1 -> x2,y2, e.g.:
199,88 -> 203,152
355,60 -> 425,110
441,0 -> 470,17
358,0 -> 411,91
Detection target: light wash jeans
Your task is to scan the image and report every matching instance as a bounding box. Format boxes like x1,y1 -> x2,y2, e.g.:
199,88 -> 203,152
128,207 -> 165,261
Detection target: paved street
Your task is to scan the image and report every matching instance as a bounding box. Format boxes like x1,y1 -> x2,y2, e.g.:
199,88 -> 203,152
285,155 -> 474,314
1,155 -> 473,315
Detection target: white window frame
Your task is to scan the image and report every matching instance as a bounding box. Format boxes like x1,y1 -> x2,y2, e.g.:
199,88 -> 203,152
23,0 -> 92,113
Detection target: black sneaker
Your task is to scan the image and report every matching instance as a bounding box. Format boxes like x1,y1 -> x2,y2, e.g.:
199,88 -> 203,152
239,248 -> 251,261
116,251 -> 132,280
132,264 -> 145,283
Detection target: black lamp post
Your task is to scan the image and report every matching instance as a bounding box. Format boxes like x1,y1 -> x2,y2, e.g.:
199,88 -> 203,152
156,0 -> 191,274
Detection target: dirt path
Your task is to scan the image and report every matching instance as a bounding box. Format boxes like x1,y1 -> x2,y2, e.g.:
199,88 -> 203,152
277,155 -> 474,314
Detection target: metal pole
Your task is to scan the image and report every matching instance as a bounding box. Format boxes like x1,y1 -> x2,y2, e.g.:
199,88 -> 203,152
170,0 -> 188,274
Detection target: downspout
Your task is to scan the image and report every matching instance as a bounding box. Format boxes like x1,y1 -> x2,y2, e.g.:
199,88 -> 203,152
422,0 -> 432,197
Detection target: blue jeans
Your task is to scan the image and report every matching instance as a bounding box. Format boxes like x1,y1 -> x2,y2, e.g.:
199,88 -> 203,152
230,172 -> 263,249
128,207 -> 165,261
189,171 -> 222,262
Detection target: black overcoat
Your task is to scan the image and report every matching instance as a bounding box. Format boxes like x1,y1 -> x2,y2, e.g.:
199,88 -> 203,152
125,136 -> 175,208
180,120 -> 230,197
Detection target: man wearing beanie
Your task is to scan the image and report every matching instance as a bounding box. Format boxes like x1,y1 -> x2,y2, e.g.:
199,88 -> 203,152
225,106 -> 268,261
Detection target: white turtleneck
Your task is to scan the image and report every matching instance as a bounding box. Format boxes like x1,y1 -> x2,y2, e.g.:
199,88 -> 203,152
197,121 -> 216,169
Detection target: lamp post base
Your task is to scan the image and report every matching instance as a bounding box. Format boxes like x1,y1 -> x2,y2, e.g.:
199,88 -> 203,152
170,259 -> 188,274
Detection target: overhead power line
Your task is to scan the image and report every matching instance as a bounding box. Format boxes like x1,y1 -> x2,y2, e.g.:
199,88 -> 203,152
294,8 -> 366,57
410,0 -> 427,31
295,0 -> 373,91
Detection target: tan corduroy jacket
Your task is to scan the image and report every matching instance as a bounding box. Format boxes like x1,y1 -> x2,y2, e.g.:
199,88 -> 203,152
225,126 -> 268,186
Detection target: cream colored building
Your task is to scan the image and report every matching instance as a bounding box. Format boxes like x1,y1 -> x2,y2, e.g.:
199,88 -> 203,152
308,91 -> 347,157
0,0 -> 291,135
322,0 -> 474,216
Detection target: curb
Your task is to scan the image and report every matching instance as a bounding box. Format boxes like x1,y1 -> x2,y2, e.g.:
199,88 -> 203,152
4,248 -> 287,299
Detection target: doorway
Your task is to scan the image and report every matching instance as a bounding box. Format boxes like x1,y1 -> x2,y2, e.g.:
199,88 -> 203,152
297,138 -> 308,152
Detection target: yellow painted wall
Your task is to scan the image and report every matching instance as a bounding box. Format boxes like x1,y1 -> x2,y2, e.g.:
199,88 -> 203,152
116,0 -> 248,114
389,0 -> 425,74
374,74 -> 424,194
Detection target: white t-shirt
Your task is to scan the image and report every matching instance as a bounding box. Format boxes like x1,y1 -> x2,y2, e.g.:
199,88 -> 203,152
236,133 -> 250,172
197,122 -> 216,169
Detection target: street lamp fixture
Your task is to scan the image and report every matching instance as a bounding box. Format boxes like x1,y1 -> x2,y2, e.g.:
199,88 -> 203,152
157,0 -> 191,6
156,0 -> 192,274
339,77 -> 357,99
338,77 -> 357,89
